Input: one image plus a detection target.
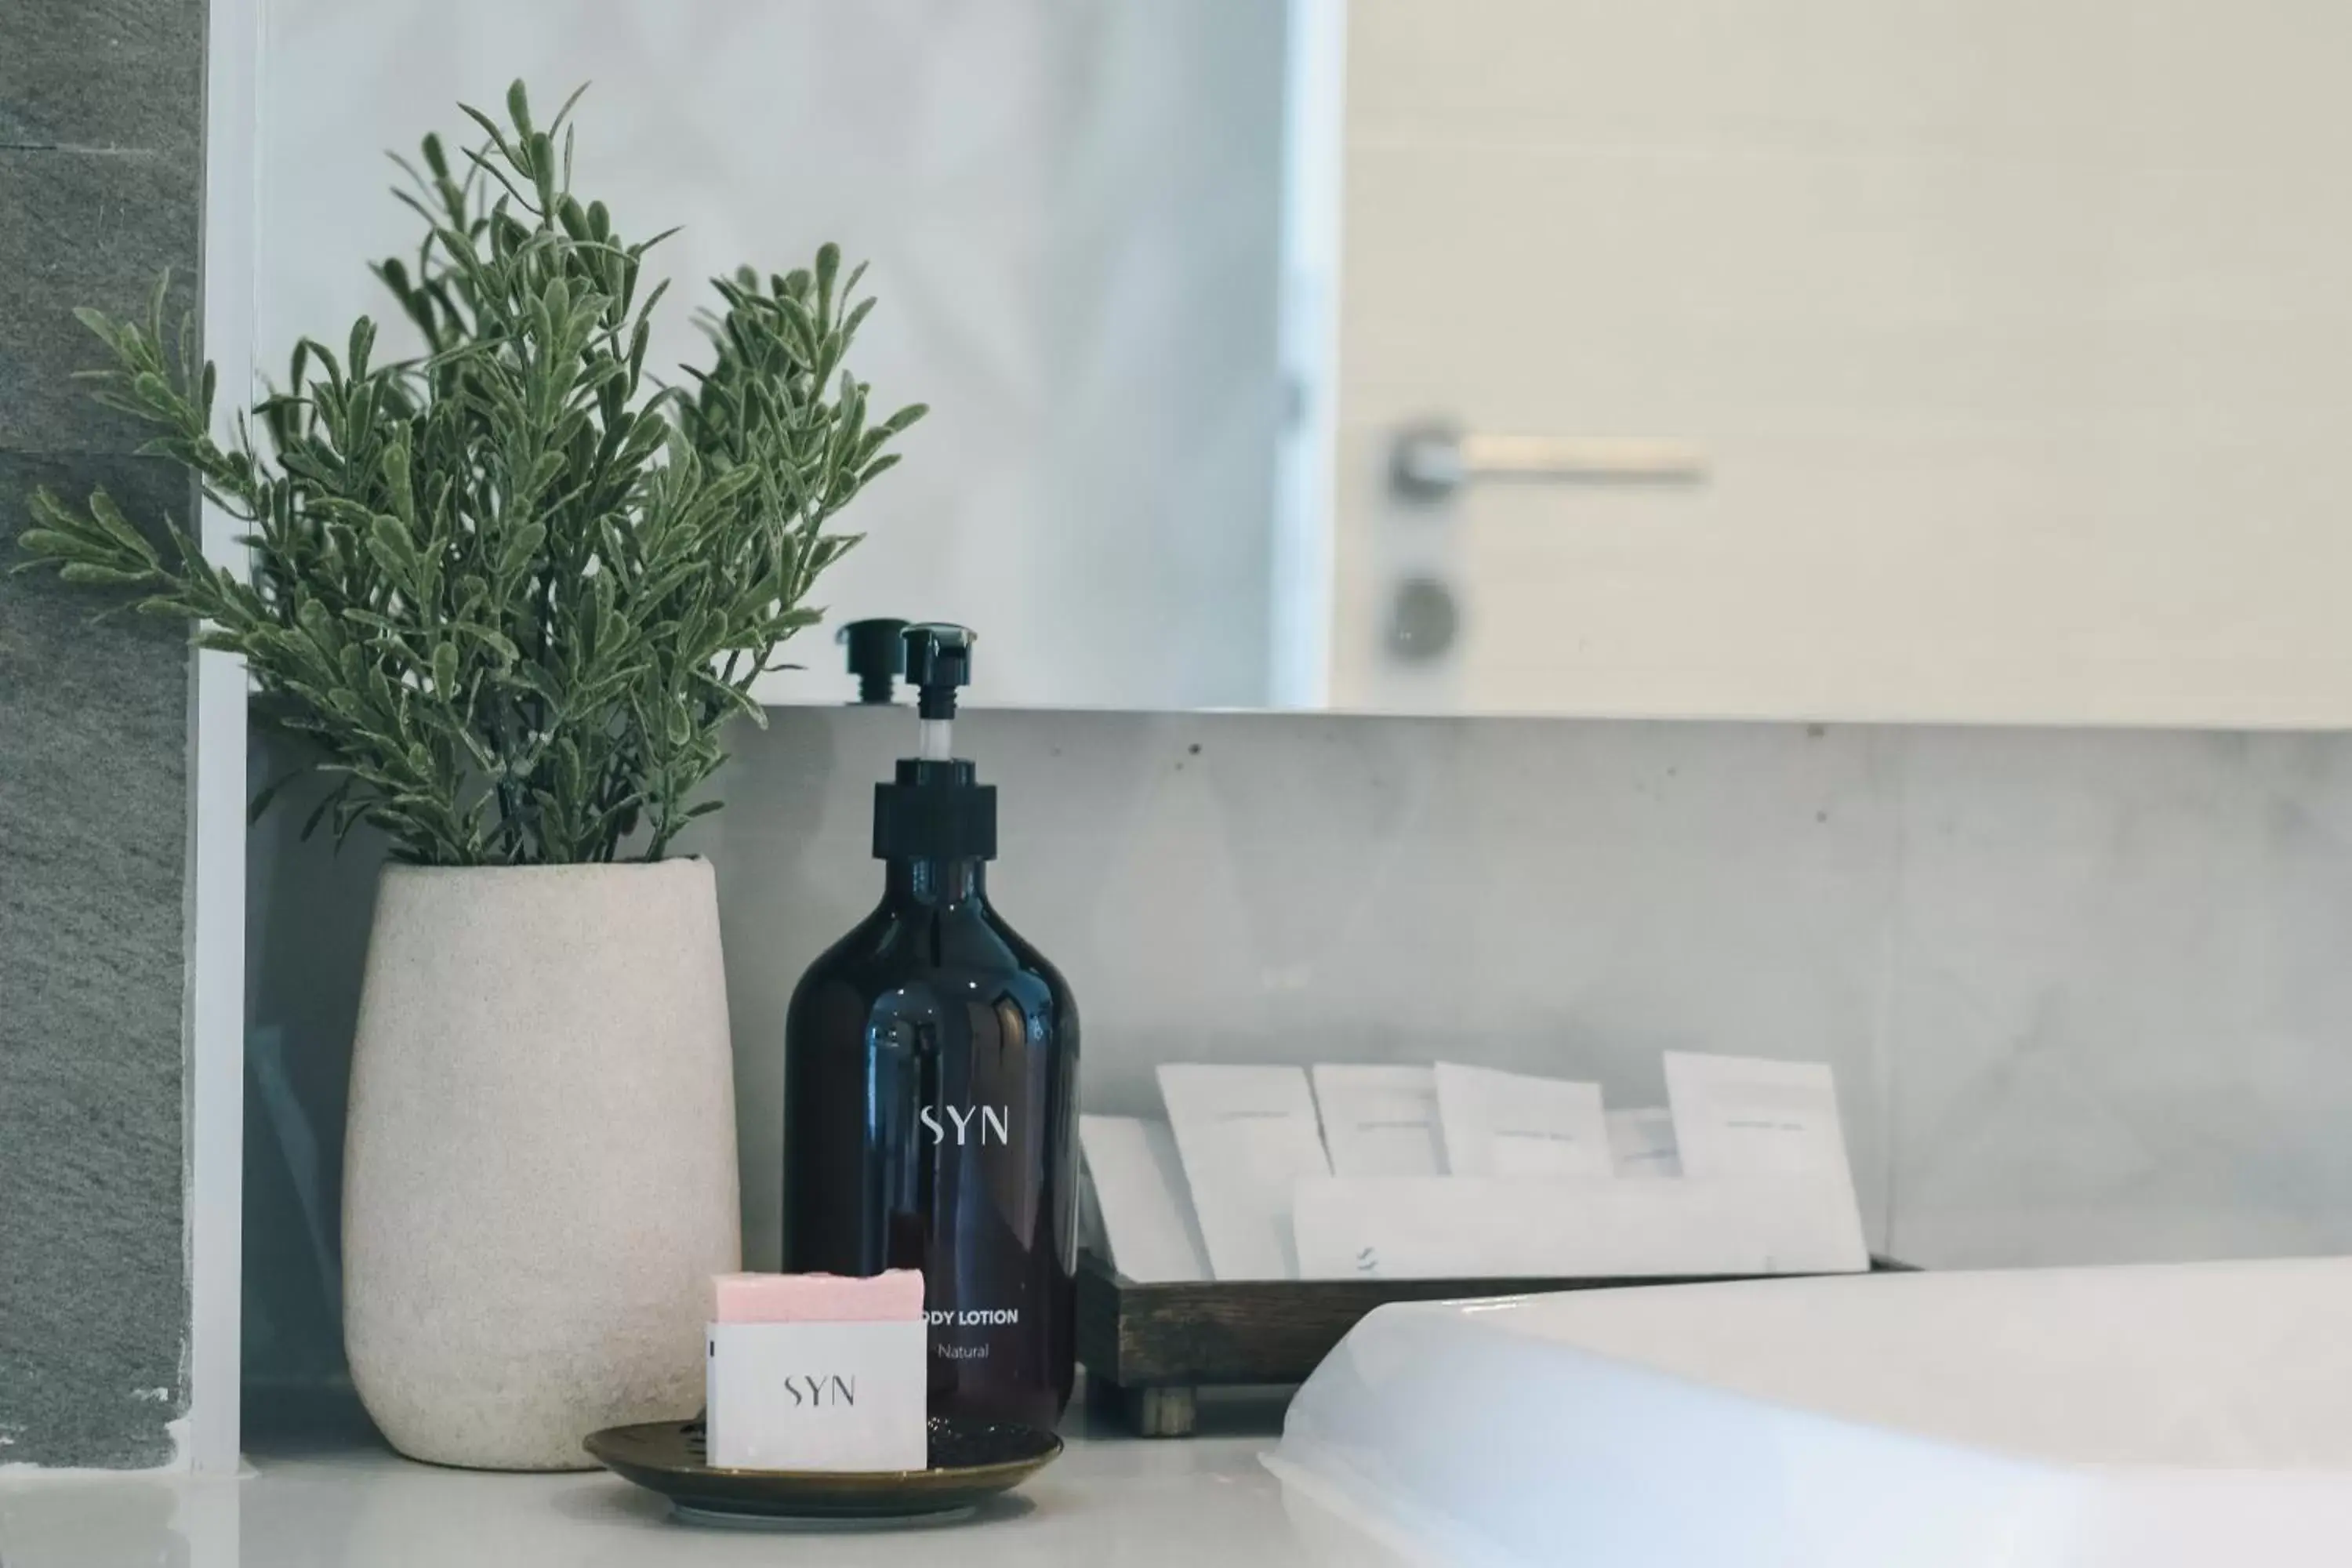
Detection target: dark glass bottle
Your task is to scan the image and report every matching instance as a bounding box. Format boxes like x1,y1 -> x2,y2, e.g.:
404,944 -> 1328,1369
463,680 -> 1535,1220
782,627 -> 1080,1429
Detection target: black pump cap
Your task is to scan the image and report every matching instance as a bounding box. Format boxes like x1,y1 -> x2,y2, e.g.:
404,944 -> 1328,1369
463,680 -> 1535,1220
873,623 -> 992,859
873,758 -> 997,862
838,618 -> 909,705
902,622 -> 975,720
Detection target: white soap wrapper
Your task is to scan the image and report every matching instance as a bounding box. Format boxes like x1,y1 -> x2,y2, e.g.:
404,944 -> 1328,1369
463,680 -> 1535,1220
1157,1064 -> 1331,1279
1662,1051 -> 1867,1269
1080,1114 -> 1213,1283
1606,1106 -> 1683,1178
1434,1062 -> 1611,1178
1312,1065 -> 1446,1176
706,1320 -> 928,1472
1663,1052 -> 1857,1178
1291,1172 -> 1870,1279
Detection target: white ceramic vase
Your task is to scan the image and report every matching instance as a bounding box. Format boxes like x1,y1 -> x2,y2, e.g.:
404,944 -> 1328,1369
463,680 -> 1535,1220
343,861 -> 742,1470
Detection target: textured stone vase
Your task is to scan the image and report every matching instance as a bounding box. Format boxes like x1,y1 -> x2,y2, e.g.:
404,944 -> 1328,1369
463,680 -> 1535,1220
343,861 -> 741,1470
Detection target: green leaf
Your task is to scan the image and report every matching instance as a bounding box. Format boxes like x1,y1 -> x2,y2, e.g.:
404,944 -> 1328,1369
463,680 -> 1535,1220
814,242 -> 840,321
526,132 -> 557,210
12,528 -> 79,558
71,305 -> 118,344
365,514 -> 418,587
549,81 -> 592,136
495,520 -> 546,580
297,779 -> 354,842
58,561 -> 154,586
86,491 -> 162,564
774,296 -> 821,361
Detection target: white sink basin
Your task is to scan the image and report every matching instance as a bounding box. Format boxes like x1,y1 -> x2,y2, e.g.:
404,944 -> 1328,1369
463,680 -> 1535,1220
1268,1258 -> 2352,1566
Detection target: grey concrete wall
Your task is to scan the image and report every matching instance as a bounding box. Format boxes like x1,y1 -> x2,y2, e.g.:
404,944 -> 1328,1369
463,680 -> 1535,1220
249,702 -> 2352,1399
0,0 -> 204,1468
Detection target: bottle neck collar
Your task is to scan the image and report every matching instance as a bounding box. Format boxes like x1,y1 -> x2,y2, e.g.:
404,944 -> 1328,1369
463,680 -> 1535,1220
885,857 -> 988,906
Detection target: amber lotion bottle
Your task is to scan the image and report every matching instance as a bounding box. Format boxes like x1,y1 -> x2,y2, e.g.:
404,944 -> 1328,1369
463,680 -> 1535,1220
782,625 -> 1080,1428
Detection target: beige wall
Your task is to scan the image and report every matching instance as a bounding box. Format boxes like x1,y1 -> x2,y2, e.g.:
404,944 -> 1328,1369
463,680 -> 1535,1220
1333,0 -> 2352,726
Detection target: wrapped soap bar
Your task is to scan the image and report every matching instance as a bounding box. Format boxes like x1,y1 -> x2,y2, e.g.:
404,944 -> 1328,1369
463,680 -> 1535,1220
705,1270 -> 927,1472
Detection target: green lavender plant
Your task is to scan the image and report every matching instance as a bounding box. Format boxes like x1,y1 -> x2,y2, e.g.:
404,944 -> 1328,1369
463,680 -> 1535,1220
16,82 -> 924,865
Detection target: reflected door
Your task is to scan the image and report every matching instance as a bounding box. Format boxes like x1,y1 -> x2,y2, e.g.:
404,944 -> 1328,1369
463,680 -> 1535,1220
1329,0 -> 2352,724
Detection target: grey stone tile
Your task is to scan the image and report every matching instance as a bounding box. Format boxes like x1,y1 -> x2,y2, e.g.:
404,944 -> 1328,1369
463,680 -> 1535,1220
0,451 -> 192,1468
0,147 -> 199,455
0,0 -> 203,152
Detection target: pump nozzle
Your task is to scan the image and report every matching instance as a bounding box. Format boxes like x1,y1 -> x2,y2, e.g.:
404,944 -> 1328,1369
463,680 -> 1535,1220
838,618 -> 909,705
902,623 -> 975,720
901,623 -> 975,761
871,624 -> 996,862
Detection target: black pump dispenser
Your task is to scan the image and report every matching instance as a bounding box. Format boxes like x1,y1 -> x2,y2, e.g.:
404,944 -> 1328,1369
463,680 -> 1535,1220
782,622 -> 1080,1429
872,625 -> 996,862
837,617 -> 910,705
902,621 -> 973,717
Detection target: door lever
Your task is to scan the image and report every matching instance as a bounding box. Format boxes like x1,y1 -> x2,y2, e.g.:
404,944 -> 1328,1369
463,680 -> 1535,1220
1392,423 -> 1708,501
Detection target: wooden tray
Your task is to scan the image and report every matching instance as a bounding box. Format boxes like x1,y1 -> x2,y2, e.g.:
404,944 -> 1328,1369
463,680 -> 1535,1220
1076,1248 -> 1914,1436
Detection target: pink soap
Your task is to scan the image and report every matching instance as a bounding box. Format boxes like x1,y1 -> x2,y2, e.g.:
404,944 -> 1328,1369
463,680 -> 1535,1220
711,1270 -> 925,1324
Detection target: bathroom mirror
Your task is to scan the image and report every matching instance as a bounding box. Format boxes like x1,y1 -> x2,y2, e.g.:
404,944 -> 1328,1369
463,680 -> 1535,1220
255,1 -> 2352,725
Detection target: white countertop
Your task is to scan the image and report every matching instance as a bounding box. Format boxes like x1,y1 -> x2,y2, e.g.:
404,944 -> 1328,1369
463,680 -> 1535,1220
0,1398 -> 1308,1568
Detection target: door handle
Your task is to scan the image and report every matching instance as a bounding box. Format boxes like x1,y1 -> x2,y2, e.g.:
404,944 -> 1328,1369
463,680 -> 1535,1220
1391,423 -> 1708,501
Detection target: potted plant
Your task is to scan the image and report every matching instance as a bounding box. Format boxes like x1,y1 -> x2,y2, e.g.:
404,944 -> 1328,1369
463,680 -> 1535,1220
16,82 -> 924,1470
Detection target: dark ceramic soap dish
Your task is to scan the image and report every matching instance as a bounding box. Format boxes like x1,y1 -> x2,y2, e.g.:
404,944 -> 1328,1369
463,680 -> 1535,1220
584,1417 -> 1062,1527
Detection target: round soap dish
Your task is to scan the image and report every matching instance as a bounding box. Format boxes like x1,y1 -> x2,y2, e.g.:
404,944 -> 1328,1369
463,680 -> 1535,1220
584,1417 -> 1062,1527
